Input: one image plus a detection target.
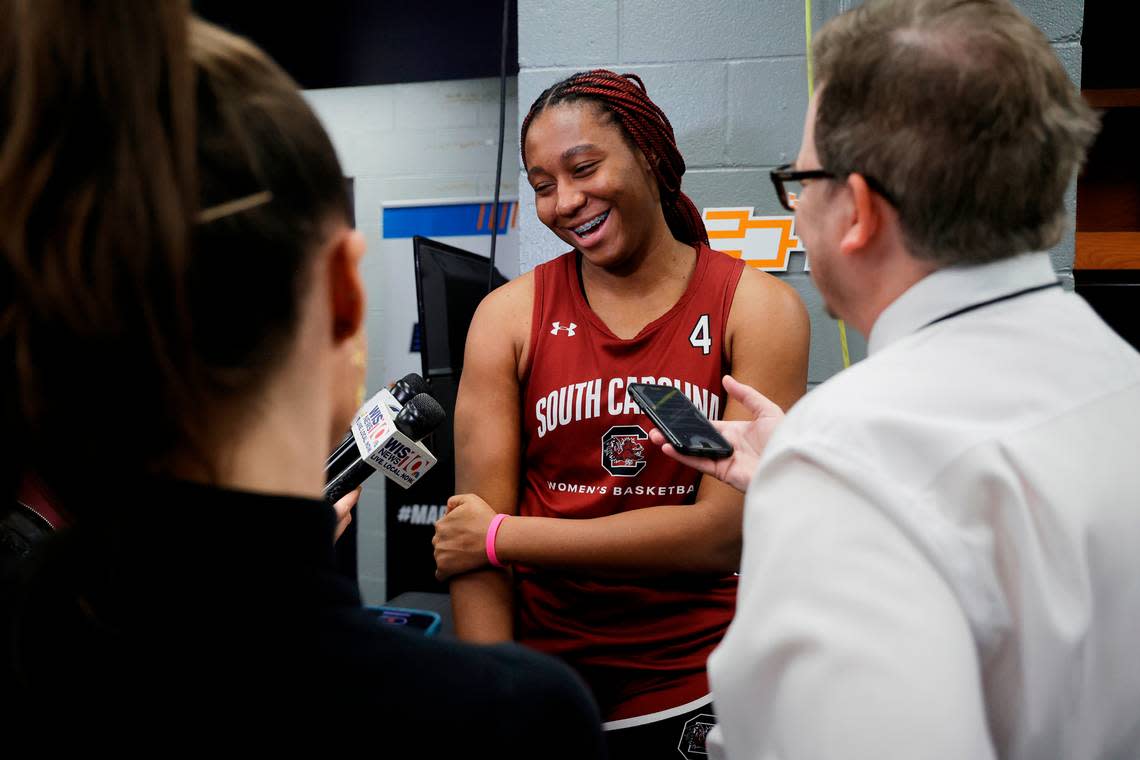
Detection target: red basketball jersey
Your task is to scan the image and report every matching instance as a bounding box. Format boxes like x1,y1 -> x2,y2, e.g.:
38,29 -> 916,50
517,243 -> 744,720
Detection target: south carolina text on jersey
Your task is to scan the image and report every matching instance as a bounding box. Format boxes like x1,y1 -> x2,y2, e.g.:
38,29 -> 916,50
534,375 -> 721,439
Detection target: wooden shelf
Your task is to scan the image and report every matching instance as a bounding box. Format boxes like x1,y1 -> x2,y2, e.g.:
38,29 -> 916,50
1075,231 -> 1140,269
1082,89 -> 1140,108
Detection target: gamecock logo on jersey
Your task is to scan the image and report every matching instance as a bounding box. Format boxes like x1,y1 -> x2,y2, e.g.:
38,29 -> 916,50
677,713 -> 717,759
601,425 -> 648,477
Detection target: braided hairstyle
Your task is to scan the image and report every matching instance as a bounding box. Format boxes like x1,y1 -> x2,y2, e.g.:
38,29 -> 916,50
521,69 -> 708,247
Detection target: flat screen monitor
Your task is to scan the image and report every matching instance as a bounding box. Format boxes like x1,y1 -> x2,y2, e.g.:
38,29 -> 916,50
413,236 -> 507,380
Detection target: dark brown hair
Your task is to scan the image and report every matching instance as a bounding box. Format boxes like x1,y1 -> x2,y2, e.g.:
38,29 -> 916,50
521,69 -> 708,247
0,0 -> 349,509
813,0 -> 1098,266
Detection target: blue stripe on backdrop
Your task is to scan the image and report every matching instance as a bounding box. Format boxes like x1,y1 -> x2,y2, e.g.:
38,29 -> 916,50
382,201 -> 517,239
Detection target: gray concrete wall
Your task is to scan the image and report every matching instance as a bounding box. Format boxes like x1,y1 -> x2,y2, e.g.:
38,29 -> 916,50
517,0 -> 1085,386
305,78 -> 518,604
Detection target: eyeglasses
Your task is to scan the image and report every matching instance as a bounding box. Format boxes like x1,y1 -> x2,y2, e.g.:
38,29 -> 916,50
770,164 -> 833,212
769,163 -> 897,212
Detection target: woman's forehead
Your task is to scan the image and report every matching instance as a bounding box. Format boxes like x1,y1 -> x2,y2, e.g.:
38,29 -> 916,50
526,101 -> 623,154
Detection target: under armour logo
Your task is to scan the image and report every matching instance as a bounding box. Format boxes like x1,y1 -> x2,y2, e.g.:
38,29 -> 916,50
551,321 -> 577,336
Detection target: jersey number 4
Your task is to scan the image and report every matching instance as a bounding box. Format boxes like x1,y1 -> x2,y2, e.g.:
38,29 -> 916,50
689,314 -> 711,355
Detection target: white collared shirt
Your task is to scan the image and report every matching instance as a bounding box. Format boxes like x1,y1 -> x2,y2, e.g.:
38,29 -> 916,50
708,252 -> 1140,760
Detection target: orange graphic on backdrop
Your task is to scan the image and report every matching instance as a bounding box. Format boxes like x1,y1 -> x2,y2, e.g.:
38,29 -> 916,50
703,207 -> 805,271
478,201 -> 518,232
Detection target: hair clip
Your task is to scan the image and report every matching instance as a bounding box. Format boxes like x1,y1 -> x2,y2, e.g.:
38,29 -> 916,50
196,190 -> 274,224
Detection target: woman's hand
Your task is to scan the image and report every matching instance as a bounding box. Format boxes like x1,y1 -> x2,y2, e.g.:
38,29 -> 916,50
433,493 -> 499,581
649,374 -> 785,493
331,487 -> 361,542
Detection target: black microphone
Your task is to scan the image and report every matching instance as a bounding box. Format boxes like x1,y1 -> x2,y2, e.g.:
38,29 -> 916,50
392,392 -> 446,442
392,373 -> 432,404
325,373 -> 433,483
325,392 -> 445,503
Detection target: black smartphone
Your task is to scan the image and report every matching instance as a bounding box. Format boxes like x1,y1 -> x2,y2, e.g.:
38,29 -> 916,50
627,383 -> 733,459
365,606 -> 442,637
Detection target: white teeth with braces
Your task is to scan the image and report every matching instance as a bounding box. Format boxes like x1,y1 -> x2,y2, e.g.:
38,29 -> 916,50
574,210 -> 609,235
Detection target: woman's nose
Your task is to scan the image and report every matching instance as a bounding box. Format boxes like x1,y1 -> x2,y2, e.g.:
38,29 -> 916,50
556,185 -> 586,218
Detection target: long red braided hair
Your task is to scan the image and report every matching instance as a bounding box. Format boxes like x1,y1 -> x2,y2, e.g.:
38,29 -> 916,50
521,69 -> 708,247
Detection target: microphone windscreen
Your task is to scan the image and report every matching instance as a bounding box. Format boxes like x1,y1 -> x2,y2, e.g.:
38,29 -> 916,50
391,372 -> 431,406
394,392 -> 446,441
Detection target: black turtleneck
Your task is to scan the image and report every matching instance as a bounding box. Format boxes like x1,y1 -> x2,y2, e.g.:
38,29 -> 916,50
2,479 -> 604,755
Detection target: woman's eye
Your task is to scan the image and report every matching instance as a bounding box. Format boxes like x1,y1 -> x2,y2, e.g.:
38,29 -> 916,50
573,163 -> 597,176
533,183 -> 554,195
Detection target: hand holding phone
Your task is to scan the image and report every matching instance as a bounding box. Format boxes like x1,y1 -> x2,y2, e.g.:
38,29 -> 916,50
627,383 -> 733,459
645,375 -> 786,493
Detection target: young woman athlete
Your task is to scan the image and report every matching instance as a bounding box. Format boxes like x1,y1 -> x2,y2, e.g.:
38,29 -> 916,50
433,70 -> 810,755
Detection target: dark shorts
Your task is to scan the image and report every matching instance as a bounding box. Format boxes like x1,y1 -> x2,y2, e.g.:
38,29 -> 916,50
603,695 -> 717,760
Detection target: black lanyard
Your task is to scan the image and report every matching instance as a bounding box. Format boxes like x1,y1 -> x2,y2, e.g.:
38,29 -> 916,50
922,280 -> 1062,330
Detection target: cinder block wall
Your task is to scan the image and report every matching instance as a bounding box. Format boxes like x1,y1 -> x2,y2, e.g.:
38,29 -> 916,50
516,0 -> 1085,385
305,78 -> 519,604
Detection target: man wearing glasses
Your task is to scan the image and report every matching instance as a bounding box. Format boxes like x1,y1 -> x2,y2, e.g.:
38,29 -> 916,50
652,1 -> 1140,759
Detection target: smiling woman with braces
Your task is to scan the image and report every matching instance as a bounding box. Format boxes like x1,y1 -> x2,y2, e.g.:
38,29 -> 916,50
433,68 -> 810,759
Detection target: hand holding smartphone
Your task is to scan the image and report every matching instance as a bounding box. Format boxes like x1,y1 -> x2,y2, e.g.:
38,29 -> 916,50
627,383 -> 733,459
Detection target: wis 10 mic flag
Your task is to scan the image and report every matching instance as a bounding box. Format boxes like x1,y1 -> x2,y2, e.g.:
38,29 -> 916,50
325,373 -> 445,503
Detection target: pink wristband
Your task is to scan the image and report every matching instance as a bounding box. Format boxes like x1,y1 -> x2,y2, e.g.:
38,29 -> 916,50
485,513 -> 509,569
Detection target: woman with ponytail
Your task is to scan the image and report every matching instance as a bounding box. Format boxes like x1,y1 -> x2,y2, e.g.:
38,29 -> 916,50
433,70 -> 810,754
0,2 -> 604,750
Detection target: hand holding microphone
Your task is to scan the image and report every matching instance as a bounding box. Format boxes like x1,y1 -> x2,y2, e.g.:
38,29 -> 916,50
325,373 -> 445,503
331,487 -> 360,542
326,372 -> 432,482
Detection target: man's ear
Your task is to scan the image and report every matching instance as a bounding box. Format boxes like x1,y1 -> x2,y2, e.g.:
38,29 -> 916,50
838,173 -> 881,257
327,228 -> 367,343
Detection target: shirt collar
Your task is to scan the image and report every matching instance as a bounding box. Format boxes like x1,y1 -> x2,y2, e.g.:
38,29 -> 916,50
868,252 -> 1057,355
